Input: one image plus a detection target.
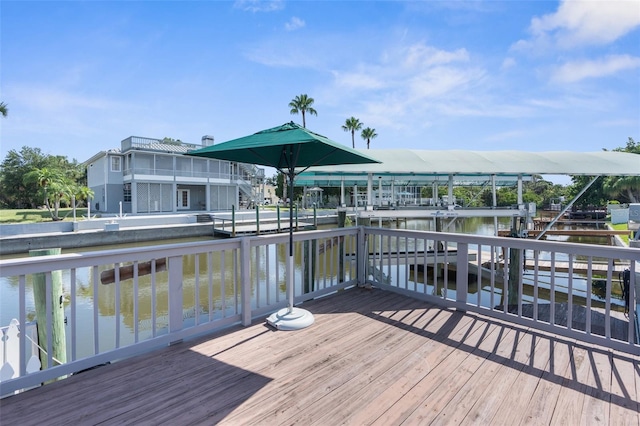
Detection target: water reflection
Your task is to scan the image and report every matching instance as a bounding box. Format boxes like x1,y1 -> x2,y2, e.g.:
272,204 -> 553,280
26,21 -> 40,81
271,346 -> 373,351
0,218 -> 623,359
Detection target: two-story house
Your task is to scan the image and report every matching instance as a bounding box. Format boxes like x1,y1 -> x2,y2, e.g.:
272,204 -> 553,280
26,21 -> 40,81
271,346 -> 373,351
84,135 -> 264,215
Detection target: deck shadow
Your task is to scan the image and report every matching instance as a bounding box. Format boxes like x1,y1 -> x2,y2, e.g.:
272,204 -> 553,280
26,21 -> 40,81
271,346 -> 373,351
0,339 -> 273,425
343,287 -> 639,412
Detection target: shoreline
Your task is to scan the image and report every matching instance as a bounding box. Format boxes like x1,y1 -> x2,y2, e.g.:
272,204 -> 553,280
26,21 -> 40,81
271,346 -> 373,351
1,213 -> 634,256
0,212 -> 340,256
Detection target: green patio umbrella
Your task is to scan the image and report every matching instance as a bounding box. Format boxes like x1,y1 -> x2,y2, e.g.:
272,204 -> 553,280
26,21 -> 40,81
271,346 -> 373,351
187,122 -> 381,330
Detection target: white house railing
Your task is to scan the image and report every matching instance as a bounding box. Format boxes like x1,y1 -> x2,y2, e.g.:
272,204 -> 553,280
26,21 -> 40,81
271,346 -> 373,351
0,226 -> 638,397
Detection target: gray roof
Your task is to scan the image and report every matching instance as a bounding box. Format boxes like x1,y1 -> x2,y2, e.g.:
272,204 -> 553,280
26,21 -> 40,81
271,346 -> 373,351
298,149 -> 639,177
295,149 -> 639,186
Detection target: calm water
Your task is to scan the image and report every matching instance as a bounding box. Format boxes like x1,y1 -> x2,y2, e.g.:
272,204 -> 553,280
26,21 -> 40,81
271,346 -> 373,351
0,217 -> 621,358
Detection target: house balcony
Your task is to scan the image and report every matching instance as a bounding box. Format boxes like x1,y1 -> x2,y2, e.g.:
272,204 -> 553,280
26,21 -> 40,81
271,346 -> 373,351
1,227 -> 638,423
123,167 -> 232,181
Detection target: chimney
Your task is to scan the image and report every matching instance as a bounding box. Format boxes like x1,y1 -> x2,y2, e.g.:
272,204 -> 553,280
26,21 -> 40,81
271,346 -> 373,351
202,135 -> 214,146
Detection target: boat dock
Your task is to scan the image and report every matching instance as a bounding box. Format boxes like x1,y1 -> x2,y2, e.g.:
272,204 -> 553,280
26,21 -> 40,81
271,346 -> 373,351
522,258 -> 631,275
213,220 -> 315,237
203,208 -> 330,237
533,218 -> 608,227
498,229 -> 630,244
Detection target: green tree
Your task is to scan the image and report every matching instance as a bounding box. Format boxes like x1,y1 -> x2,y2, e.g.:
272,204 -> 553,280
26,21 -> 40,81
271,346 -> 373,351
614,136 -> 640,154
0,102 -> 8,117
288,94 -> 317,128
603,175 -> 640,204
602,137 -> 639,203
1,147 -> 89,209
63,184 -> 95,220
566,176 -> 607,208
481,186 -> 519,207
264,174 -> 278,187
161,137 -> 183,145
275,171 -> 302,204
342,117 -> 363,149
523,177 -> 567,208
0,147 -> 49,208
276,172 -> 285,200
567,137 -> 639,206
361,127 -> 377,149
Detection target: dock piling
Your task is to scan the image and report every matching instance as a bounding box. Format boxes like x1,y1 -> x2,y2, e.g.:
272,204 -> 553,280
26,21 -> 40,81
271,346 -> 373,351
29,248 -> 67,372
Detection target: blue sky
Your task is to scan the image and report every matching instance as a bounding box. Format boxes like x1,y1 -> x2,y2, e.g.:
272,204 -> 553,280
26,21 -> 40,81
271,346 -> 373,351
2,1 -> 639,171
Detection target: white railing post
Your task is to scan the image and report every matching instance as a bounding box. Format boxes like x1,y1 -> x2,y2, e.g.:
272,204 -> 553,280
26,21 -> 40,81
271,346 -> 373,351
240,237 -> 252,326
358,226 -> 366,286
456,243 -> 469,309
168,255 -> 183,338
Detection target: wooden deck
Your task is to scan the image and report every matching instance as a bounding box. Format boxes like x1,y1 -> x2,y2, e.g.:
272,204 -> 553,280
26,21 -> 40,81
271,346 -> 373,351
2,288 -> 639,425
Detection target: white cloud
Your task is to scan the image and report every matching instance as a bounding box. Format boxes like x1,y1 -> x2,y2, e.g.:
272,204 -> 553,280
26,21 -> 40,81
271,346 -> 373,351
516,0 -> 640,50
320,41 -> 525,129
401,44 -> 469,69
234,0 -> 284,13
408,66 -> 484,100
501,57 -> 516,70
332,70 -> 386,91
551,54 -> 640,83
244,43 -> 323,68
13,85 -> 124,112
285,17 -> 305,31
330,43 -> 472,94
3,84 -> 134,144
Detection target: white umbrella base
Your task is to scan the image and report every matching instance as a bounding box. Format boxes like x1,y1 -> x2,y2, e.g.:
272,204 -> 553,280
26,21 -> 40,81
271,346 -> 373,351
266,307 -> 315,331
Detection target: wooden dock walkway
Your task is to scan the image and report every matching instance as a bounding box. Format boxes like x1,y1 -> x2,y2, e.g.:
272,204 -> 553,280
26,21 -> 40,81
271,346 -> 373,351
524,258 -> 630,275
213,221 -> 315,237
2,288 -> 638,425
498,229 -> 630,238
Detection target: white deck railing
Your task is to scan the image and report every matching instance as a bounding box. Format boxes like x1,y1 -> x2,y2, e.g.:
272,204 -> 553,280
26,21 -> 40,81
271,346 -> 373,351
0,228 -> 359,396
0,226 -> 638,396
362,227 -> 638,355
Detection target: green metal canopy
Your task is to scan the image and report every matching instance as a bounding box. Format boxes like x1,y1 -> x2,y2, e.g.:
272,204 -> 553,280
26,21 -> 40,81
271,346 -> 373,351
186,121 -> 380,175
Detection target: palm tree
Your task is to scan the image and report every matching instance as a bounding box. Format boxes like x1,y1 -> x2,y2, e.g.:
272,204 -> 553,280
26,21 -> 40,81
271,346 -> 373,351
361,127 -> 378,149
603,175 -> 640,203
62,184 -> 95,220
23,167 -> 65,220
0,102 -> 8,117
288,94 -> 317,127
342,117 -> 363,149
603,137 -> 640,203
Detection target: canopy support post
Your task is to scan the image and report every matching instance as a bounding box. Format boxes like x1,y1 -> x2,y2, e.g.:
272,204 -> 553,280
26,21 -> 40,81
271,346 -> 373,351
535,175 -> 600,240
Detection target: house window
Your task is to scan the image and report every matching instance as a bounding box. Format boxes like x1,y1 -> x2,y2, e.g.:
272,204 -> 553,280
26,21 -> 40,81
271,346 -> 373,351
123,183 -> 131,202
111,156 -> 121,172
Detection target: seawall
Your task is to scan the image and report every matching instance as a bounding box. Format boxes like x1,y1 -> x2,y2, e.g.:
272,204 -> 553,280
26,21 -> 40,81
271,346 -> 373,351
0,223 -> 216,256
0,212 -> 340,256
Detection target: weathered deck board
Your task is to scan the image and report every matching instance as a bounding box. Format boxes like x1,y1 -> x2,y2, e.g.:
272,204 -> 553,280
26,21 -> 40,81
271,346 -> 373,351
1,287 -> 638,425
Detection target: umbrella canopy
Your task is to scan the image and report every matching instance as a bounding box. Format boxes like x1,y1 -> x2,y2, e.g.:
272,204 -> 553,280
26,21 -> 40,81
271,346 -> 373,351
186,122 -> 380,331
186,121 -> 380,175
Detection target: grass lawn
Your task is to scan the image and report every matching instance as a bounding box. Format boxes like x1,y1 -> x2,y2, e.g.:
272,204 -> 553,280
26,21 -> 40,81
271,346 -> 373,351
0,208 -> 88,224
609,222 -> 631,245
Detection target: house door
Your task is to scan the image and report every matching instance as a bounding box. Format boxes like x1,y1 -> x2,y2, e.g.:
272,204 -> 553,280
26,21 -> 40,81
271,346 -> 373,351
177,189 -> 190,210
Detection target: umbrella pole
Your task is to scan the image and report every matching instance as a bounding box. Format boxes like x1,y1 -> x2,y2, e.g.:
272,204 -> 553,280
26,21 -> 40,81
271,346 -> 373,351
287,172 -> 295,313
266,170 -> 314,330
